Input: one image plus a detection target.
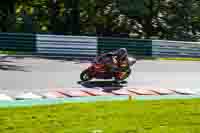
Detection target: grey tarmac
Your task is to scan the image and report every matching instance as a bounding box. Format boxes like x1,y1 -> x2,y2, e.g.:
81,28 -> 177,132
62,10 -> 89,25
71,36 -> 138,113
0,56 -> 199,96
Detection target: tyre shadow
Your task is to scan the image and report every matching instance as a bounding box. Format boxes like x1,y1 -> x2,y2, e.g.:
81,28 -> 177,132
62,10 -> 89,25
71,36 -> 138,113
0,64 -> 27,71
77,80 -> 127,91
0,57 -> 28,71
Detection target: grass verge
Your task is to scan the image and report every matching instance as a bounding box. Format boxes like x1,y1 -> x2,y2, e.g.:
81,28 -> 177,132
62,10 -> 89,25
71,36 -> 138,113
0,99 -> 200,133
0,50 -> 17,55
135,56 -> 200,61
159,57 -> 200,61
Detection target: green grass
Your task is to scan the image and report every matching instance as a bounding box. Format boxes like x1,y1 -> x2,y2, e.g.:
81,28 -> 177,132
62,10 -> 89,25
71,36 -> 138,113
159,57 -> 200,61
136,56 -> 200,61
0,99 -> 200,133
0,50 -> 17,55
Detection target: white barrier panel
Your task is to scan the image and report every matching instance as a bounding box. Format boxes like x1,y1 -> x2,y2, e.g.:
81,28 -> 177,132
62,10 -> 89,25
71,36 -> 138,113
36,35 -> 98,57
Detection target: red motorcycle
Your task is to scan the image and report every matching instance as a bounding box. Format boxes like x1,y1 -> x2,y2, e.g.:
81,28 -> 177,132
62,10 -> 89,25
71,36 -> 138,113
80,56 -> 136,82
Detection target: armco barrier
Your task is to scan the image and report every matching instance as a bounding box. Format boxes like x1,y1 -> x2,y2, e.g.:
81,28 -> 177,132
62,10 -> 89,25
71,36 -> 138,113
97,38 -> 200,58
36,34 -> 97,58
152,40 -> 200,58
0,32 -> 200,58
97,37 -> 152,56
0,33 -> 98,59
0,32 -> 36,52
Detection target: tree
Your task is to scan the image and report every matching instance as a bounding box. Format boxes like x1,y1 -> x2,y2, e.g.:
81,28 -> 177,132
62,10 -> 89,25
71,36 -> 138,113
71,0 -> 80,35
116,0 -> 166,38
80,0 -> 131,37
0,0 -> 15,32
2,0 -> 200,41
162,0 -> 200,41
116,0 -> 200,41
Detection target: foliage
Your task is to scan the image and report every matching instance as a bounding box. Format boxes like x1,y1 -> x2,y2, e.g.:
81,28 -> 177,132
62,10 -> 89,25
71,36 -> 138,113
116,0 -> 200,40
0,0 -> 200,40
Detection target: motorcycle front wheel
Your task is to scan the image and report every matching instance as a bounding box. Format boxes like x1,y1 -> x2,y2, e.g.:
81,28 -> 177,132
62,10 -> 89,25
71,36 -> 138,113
80,69 -> 92,81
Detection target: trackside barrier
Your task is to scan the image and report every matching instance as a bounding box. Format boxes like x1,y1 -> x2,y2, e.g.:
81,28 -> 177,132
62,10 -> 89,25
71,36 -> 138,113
0,32 -> 200,58
152,40 -> 200,58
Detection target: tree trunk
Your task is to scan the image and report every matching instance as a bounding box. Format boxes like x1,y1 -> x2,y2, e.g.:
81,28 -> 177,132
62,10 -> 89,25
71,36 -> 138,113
49,0 -> 60,34
71,0 -> 80,35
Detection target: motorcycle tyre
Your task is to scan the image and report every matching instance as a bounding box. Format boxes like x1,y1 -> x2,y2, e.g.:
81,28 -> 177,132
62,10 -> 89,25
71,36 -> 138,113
80,69 -> 92,81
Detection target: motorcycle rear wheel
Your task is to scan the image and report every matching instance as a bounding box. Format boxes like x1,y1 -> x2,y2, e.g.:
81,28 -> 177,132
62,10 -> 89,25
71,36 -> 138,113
80,69 -> 92,81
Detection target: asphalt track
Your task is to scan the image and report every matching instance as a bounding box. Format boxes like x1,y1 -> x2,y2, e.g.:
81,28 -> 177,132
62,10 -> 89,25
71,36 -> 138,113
0,56 -> 200,96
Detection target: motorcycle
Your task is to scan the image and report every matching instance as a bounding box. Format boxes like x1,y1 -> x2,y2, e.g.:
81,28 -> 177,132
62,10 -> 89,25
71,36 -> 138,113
80,56 -> 136,82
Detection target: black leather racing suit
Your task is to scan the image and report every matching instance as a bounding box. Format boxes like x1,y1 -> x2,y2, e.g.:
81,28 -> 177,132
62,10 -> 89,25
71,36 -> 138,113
94,48 -> 129,72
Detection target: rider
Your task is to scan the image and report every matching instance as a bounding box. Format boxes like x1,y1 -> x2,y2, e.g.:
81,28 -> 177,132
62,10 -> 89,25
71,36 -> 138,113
94,48 -> 129,73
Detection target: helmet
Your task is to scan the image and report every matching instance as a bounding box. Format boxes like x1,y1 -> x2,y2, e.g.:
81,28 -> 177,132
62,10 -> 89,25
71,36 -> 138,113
117,48 -> 128,61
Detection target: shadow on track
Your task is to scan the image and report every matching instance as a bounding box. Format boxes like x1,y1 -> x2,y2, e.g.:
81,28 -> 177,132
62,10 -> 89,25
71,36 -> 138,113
0,64 -> 27,71
77,80 -> 128,92
0,57 -> 28,71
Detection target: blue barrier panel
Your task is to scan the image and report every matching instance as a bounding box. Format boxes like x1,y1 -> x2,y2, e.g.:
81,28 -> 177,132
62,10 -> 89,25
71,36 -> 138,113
152,40 -> 200,58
